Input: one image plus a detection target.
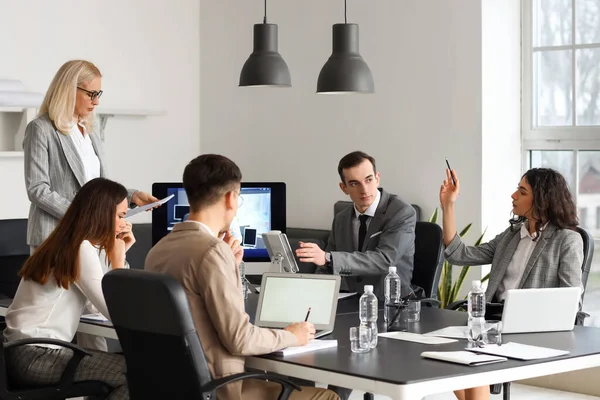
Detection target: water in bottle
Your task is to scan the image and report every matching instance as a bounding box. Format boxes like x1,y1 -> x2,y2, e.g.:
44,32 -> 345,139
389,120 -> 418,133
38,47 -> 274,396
384,266 -> 401,322
359,285 -> 379,348
467,280 -> 486,343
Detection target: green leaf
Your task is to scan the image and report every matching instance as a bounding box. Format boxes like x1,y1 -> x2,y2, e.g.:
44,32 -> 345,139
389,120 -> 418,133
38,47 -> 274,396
452,265 -> 471,301
481,272 -> 490,283
458,223 -> 472,238
429,208 -> 439,224
474,228 -> 487,246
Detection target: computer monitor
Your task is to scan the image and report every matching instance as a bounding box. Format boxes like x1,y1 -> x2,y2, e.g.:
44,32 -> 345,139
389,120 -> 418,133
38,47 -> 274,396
152,182 -> 286,263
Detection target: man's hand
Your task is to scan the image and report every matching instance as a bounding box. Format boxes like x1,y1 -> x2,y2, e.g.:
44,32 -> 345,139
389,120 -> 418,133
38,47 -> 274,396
131,191 -> 159,207
284,322 -> 315,346
295,242 -> 327,266
223,230 -> 244,266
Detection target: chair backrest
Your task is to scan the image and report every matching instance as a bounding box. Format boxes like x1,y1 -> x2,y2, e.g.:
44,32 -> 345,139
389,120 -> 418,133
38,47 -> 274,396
0,219 -> 29,299
411,222 -> 444,299
102,269 -> 212,399
576,226 -> 594,302
333,201 -> 422,221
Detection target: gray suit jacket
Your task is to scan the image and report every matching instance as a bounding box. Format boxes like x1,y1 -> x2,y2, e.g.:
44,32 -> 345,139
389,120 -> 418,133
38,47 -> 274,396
444,223 -> 584,302
319,189 -> 417,299
23,115 -> 134,246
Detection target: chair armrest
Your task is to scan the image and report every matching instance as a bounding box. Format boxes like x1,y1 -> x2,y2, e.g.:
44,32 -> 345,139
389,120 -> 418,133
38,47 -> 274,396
5,338 -> 92,387
5,338 -> 91,357
418,298 -> 441,308
201,371 -> 301,400
446,300 -> 468,310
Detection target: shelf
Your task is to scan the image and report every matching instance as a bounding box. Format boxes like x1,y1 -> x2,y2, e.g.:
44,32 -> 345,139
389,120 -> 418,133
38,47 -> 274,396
0,151 -> 24,158
0,107 -> 30,113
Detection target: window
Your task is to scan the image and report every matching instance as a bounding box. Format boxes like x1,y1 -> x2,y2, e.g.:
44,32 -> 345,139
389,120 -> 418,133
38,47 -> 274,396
524,0 -> 600,325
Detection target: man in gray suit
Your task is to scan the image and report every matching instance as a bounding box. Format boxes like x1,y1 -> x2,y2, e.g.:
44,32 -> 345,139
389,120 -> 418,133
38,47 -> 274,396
296,151 -> 417,299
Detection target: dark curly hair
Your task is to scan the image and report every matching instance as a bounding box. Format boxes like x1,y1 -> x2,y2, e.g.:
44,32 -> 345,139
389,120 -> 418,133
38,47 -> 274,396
509,168 -> 578,238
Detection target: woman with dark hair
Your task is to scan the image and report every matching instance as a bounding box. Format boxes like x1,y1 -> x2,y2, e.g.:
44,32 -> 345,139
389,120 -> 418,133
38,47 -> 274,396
440,168 -> 583,400
4,177 -> 133,400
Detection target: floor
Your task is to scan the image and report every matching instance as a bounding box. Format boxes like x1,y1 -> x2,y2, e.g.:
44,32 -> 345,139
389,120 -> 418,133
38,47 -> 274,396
345,384 -> 600,399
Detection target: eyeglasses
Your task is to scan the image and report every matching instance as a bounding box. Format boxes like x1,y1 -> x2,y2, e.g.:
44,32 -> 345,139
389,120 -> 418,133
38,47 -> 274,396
236,192 -> 244,208
77,87 -> 103,101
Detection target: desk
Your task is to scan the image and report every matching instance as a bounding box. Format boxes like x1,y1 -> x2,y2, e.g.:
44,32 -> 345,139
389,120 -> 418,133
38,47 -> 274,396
2,299 -> 600,399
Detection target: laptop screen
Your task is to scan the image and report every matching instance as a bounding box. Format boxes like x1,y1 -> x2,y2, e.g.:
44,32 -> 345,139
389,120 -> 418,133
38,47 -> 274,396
258,275 -> 338,326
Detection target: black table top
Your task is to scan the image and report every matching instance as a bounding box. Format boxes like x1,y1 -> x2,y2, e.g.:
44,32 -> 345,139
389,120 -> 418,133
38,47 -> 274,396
257,307 -> 600,385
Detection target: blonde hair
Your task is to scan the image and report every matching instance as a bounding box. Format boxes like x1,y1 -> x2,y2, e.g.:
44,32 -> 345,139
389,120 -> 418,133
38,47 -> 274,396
38,60 -> 102,135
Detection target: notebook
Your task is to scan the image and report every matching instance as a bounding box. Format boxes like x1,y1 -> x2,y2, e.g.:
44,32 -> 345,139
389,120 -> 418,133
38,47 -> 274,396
274,340 -> 338,356
422,351 -> 507,366
465,342 -> 569,360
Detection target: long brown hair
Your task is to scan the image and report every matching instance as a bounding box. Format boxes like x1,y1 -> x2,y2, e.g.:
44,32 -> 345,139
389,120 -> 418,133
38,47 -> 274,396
20,178 -> 128,289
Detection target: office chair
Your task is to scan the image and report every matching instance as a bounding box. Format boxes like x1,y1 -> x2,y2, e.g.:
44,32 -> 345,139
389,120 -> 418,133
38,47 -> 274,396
0,337 -> 111,400
0,219 -> 29,299
447,226 -> 595,400
411,222 -> 444,299
102,268 -> 301,400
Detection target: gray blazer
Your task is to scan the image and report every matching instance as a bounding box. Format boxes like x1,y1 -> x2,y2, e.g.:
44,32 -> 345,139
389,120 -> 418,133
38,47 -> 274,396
23,115 -> 134,246
444,223 -> 584,302
319,189 -> 417,299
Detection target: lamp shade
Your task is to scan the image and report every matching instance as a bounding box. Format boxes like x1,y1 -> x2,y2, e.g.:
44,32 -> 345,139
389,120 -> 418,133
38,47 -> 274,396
317,23 -> 374,94
239,23 -> 291,87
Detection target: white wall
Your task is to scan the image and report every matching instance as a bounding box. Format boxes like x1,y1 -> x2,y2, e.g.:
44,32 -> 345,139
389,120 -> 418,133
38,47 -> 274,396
200,0 -> 484,239
0,0 -> 201,222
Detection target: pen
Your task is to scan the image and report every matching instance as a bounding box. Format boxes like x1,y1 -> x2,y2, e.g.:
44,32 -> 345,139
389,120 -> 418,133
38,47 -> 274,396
304,307 -> 312,322
445,158 -> 456,185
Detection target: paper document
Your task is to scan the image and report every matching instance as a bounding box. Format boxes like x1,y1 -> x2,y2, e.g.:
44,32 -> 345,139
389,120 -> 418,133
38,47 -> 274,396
424,326 -> 470,340
275,340 -> 337,356
125,194 -> 174,218
81,313 -> 109,322
379,331 -> 457,344
422,351 -> 507,366
338,292 -> 357,300
466,342 -> 569,360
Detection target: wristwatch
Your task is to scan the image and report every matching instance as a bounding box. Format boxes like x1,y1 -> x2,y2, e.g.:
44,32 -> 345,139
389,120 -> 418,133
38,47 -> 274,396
324,252 -> 332,266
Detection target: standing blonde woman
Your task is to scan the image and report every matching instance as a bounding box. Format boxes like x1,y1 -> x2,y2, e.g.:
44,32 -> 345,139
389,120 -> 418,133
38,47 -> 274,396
24,60 -> 157,252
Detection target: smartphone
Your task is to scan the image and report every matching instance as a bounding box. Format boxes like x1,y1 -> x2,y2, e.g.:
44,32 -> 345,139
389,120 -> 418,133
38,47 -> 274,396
445,158 -> 456,185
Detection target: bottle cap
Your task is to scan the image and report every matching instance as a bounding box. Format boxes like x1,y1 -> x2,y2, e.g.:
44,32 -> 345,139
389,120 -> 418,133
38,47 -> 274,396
364,285 -> 374,293
388,266 -> 397,273
472,280 -> 481,289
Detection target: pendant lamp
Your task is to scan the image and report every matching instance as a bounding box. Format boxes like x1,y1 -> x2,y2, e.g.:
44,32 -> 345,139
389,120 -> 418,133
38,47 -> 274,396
317,0 -> 374,94
239,0 -> 291,87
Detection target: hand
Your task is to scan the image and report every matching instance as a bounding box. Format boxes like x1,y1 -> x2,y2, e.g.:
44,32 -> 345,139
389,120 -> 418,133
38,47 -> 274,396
439,168 -> 460,210
131,191 -> 159,208
284,322 -> 315,346
116,221 -> 136,252
108,238 -> 126,269
295,242 -> 326,266
223,230 -> 244,267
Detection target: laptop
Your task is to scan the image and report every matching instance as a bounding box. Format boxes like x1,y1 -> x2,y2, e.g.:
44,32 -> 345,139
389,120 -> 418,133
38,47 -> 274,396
501,287 -> 581,334
255,273 -> 341,339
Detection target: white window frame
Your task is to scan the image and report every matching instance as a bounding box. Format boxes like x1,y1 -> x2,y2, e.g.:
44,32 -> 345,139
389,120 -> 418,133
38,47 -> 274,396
522,0 -> 600,153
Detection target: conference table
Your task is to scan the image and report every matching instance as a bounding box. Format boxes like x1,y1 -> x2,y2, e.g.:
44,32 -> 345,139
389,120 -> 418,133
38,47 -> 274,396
2,296 -> 600,399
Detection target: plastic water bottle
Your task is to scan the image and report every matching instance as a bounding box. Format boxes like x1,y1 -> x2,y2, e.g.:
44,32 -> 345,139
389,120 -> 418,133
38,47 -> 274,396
384,266 -> 401,322
467,280 -> 486,343
359,285 -> 378,348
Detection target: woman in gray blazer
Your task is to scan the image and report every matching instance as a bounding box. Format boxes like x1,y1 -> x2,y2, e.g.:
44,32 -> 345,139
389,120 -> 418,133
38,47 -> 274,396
440,168 -> 583,400
24,60 -> 157,250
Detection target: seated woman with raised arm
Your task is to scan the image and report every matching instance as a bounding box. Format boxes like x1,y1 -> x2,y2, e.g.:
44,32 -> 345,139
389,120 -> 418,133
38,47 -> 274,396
4,177 -> 135,400
440,168 -> 583,400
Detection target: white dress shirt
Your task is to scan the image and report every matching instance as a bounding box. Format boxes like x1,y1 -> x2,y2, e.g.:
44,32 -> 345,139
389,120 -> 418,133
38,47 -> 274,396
4,241 -> 111,347
496,223 -> 546,301
352,190 -> 381,250
69,122 -> 100,183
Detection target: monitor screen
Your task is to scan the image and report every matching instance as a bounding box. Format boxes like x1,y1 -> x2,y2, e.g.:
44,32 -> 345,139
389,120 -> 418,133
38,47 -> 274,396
152,182 -> 286,262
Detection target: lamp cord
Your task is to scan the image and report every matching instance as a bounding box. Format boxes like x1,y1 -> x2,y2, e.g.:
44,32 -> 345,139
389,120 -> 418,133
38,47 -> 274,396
344,0 -> 347,23
264,0 -> 267,23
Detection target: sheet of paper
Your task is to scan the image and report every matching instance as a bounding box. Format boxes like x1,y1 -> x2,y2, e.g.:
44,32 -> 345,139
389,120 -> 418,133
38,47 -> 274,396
275,340 -> 337,356
81,313 -> 109,322
465,342 -> 570,360
424,326 -> 470,340
338,292 -> 357,300
422,351 -> 507,366
379,331 -> 457,344
125,194 -> 174,218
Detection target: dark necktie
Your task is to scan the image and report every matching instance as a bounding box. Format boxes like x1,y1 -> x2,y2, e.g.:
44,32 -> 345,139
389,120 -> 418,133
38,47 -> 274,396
358,214 -> 369,251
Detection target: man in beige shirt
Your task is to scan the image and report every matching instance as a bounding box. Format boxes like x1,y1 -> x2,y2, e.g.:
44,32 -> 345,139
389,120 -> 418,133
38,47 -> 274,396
145,154 -> 338,400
